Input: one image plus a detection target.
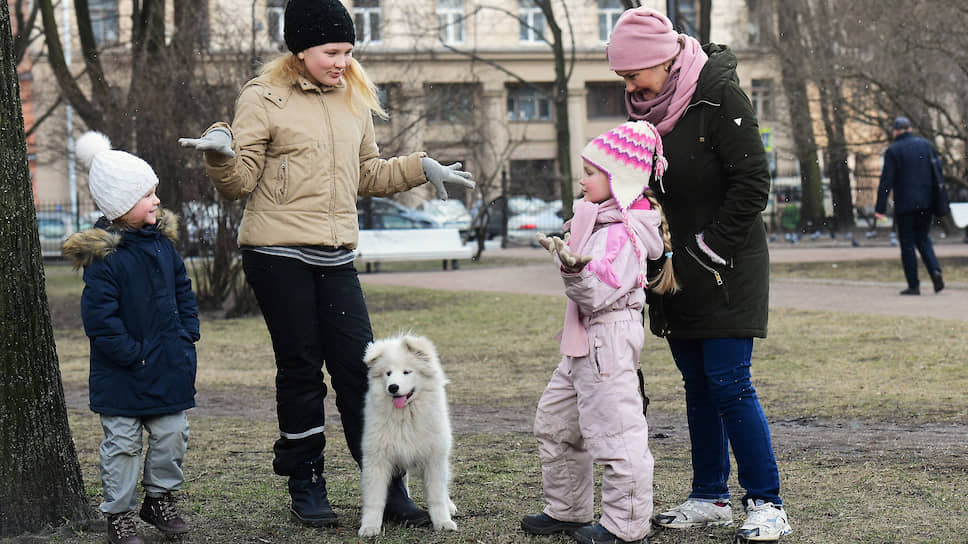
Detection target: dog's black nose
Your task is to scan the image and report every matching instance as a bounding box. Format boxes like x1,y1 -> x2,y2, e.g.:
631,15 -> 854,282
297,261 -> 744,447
388,384 -> 398,394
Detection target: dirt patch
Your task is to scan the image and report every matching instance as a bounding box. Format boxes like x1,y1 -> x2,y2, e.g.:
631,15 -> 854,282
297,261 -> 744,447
63,382 -> 968,462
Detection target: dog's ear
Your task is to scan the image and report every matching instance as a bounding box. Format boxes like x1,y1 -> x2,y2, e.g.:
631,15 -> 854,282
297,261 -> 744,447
363,340 -> 384,367
401,335 -> 437,363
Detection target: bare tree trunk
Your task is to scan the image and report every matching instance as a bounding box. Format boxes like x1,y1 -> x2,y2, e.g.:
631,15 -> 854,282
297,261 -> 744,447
809,0 -> 853,232
538,0 -> 575,219
0,5 -> 93,536
774,0 -> 824,230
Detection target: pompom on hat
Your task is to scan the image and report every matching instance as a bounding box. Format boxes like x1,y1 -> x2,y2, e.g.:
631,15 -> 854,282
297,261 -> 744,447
76,131 -> 159,221
284,0 -> 356,54
606,8 -> 681,72
581,121 -> 668,210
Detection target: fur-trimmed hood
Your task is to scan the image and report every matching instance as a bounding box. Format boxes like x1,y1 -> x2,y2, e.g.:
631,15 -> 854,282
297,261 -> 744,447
62,208 -> 180,268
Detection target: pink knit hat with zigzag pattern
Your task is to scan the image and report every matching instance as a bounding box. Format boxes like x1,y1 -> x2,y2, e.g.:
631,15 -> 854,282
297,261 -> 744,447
581,121 -> 667,210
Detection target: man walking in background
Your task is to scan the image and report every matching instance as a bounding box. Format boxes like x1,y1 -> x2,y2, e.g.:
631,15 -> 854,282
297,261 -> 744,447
875,116 -> 945,295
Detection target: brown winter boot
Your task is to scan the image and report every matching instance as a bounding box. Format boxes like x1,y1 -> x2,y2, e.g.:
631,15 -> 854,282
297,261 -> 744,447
106,511 -> 143,544
139,492 -> 189,534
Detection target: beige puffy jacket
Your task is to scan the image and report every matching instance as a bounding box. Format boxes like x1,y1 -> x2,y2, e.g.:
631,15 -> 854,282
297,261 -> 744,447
204,74 -> 427,249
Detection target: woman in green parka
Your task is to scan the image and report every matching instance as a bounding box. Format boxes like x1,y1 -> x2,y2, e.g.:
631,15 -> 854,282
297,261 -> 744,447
606,8 -> 792,542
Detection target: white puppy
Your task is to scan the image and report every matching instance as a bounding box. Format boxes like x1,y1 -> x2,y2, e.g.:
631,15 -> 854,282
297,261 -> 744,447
358,334 -> 457,537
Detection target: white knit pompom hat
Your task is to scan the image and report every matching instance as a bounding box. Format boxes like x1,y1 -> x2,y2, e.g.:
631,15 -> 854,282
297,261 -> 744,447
76,131 -> 159,220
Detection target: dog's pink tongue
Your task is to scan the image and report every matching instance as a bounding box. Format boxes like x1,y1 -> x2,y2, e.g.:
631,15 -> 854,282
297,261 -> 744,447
393,396 -> 407,409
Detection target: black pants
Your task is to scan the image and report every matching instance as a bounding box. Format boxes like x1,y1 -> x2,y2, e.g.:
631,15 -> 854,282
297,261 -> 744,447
242,251 -> 370,477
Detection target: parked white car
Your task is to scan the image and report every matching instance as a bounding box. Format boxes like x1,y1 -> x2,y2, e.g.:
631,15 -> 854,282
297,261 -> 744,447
36,210 -> 93,258
506,203 -> 565,245
416,199 -> 472,235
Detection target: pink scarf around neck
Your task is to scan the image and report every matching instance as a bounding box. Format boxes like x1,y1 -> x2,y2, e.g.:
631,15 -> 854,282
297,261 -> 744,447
626,36 -> 707,136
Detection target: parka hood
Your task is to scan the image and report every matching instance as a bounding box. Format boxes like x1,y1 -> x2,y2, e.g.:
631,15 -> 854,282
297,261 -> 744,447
693,43 -> 739,106
62,208 -> 180,268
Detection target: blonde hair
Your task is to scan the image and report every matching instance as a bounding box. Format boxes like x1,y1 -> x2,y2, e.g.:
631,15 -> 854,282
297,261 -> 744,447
643,189 -> 678,294
260,53 -> 388,119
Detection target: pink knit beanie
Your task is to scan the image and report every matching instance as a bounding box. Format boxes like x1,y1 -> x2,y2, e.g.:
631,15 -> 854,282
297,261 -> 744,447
606,8 -> 681,71
581,121 -> 667,210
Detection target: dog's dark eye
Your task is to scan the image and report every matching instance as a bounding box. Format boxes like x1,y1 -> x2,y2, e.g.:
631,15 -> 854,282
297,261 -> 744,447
403,370 -> 412,375
386,371 -> 392,376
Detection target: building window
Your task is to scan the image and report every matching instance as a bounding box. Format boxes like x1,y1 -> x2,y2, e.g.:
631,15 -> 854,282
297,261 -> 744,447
425,83 -> 477,123
437,0 -> 465,44
510,159 -> 558,199
354,0 -> 382,44
375,83 -> 398,124
585,82 -> 626,119
598,0 -> 623,42
267,0 -> 285,48
671,0 -> 699,38
751,78 -> 773,119
89,0 -> 119,46
507,84 -> 553,122
746,0 -> 769,46
519,0 -> 546,43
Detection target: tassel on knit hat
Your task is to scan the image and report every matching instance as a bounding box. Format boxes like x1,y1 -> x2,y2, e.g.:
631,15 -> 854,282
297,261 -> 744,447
76,131 -> 159,221
581,120 -> 668,287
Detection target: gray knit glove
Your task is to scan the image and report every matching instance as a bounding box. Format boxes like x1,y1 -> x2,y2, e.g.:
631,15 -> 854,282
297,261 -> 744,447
421,157 -> 476,200
178,127 -> 235,158
536,232 -> 592,273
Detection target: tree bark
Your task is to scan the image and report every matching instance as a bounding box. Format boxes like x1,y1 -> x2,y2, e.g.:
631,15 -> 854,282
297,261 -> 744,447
0,4 -> 93,536
774,0 -> 824,230
538,0 -> 575,220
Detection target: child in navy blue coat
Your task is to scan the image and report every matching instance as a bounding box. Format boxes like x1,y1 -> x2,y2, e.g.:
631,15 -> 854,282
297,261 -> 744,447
63,131 -> 199,544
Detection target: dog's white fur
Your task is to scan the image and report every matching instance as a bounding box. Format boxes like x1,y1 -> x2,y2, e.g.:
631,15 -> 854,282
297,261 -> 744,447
358,334 -> 457,537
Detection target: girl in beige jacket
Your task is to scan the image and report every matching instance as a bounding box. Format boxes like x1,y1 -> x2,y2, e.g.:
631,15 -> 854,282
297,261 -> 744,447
179,0 -> 473,529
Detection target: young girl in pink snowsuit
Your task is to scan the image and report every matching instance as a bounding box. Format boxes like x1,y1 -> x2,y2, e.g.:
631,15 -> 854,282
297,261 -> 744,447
521,120 -> 676,544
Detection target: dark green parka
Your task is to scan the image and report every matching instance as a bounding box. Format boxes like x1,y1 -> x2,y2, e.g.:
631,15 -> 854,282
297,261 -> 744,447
648,44 -> 770,339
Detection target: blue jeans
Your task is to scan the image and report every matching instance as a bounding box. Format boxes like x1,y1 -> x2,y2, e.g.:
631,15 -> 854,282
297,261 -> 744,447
895,209 -> 941,290
667,338 -> 781,506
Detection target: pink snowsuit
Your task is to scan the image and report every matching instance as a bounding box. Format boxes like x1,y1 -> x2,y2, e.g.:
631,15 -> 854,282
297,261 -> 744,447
534,198 -> 664,542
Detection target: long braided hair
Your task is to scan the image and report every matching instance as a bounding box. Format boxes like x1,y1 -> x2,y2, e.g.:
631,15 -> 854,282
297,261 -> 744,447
642,188 -> 678,294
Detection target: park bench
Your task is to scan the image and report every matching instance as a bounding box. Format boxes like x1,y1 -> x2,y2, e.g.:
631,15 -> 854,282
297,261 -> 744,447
356,228 -> 473,272
950,202 -> 968,229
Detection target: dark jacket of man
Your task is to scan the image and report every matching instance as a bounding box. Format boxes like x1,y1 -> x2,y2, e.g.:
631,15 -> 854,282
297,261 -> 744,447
875,131 -> 942,215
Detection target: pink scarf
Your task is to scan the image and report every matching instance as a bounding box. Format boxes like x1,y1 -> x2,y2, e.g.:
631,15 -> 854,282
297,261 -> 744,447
626,36 -> 707,136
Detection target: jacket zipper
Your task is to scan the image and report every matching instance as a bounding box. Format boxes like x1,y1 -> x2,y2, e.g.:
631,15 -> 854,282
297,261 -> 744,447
685,245 -> 723,286
279,155 -> 289,200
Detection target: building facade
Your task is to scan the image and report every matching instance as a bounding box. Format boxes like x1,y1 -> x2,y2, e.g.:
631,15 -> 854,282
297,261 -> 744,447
28,0 -> 795,216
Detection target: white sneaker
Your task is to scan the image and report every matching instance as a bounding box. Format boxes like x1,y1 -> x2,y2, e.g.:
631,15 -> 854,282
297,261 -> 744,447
735,500 -> 792,541
652,498 -> 733,529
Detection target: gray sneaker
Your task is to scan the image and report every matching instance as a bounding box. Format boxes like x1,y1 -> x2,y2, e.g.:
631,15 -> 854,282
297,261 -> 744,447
652,498 -> 733,529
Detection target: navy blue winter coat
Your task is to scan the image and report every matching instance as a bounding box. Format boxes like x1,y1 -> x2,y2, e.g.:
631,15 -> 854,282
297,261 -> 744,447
62,210 -> 199,417
875,132 -> 943,215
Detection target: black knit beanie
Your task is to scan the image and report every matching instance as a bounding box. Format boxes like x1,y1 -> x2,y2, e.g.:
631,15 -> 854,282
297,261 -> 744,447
284,0 -> 356,54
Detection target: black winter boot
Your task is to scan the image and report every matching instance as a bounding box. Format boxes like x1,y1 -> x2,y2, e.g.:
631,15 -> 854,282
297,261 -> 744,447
139,492 -> 189,534
288,458 -> 338,527
106,511 -> 144,544
383,475 -> 431,527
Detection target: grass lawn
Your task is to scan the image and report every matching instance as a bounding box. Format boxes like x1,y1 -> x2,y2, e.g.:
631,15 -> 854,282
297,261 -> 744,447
16,258 -> 968,544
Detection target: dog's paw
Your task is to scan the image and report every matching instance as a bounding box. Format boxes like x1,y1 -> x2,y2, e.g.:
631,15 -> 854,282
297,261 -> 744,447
358,524 -> 382,537
434,519 -> 458,531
